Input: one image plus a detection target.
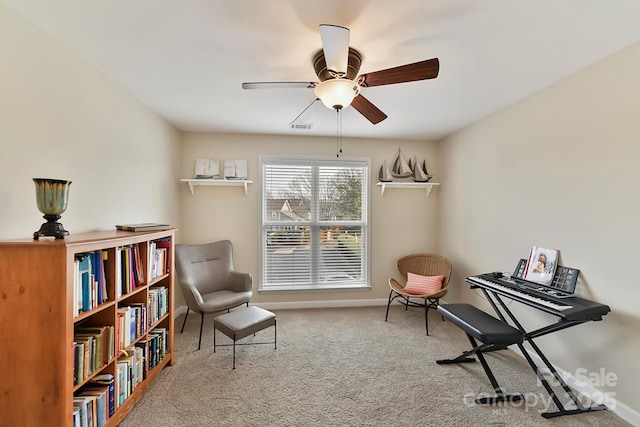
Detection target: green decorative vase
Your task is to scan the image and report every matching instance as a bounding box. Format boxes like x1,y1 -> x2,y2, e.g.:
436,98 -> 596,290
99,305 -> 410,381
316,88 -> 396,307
33,178 -> 72,240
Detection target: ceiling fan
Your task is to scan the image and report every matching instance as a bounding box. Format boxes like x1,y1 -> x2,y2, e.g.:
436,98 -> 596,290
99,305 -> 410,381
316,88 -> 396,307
242,24 -> 440,125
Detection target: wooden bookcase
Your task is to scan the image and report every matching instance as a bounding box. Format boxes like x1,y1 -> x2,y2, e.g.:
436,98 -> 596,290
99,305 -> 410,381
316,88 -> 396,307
0,229 -> 176,426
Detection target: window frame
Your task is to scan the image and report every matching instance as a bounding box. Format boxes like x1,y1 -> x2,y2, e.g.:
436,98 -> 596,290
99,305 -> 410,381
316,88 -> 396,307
258,154 -> 371,292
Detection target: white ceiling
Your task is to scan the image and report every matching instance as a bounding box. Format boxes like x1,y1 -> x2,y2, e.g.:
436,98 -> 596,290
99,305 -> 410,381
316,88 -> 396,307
5,0 -> 640,141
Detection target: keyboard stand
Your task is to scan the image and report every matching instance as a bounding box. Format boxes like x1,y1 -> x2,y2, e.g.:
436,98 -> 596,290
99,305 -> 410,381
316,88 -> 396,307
480,287 -> 607,419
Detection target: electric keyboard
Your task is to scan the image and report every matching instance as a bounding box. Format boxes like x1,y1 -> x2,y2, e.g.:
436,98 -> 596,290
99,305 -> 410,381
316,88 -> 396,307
469,275 -> 573,310
459,268 -> 611,419
467,273 -> 610,321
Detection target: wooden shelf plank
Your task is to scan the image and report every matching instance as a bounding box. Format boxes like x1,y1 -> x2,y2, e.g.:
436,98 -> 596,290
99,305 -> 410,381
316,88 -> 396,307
376,181 -> 440,197
180,179 -> 253,195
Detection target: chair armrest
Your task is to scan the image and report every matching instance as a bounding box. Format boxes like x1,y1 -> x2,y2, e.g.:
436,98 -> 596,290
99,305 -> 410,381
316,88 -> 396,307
228,271 -> 253,292
389,277 -> 403,290
180,283 -> 205,306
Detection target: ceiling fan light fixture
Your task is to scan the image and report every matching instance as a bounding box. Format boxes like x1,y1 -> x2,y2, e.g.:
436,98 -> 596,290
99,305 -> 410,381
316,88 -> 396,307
314,78 -> 360,110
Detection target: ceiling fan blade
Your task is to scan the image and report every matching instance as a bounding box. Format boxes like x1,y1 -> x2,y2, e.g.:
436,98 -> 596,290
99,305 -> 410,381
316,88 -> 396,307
351,94 -> 388,124
319,24 -> 350,77
357,58 -> 439,87
242,82 -> 316,90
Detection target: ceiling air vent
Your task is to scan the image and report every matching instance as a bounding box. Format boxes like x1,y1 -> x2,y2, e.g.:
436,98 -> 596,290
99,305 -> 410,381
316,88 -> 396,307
290,123 -> 313,130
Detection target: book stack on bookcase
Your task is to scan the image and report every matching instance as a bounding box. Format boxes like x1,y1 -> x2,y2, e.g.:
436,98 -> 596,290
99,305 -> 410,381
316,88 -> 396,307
148,237 -> 171,282
74,250 -> 109,317
0,229 -> 175,426
115,243 -> 144,297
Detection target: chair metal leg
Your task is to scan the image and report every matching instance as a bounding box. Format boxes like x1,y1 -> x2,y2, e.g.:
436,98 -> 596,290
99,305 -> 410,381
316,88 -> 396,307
197,312 -> 205,350
180,308 -> 190,333
385,289 -> 395,321
232,339 -> 236,369
424,301 -> 430,335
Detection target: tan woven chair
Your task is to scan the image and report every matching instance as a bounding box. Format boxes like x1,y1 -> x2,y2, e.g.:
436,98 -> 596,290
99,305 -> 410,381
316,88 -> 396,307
385,253 -> 453,335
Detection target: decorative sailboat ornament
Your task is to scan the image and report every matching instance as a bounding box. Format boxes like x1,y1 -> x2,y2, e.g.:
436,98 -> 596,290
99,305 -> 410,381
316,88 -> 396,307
409,156 -> 417,173
378,160 -> 392,182
391,149 -> 412,178
413,159 -> 432,182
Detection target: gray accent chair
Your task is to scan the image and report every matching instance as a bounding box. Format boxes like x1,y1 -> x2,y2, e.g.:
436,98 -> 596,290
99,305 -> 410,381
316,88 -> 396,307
175,240 -> 253,349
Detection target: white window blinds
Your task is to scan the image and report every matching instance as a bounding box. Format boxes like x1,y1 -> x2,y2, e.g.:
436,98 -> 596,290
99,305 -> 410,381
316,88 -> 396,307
260,156 -> 369,290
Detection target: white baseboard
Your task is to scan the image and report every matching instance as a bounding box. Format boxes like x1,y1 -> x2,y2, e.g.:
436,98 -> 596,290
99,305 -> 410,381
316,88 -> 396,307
174,306 -> 188,317
248,298 -> 390,310
174,299 -> 388,316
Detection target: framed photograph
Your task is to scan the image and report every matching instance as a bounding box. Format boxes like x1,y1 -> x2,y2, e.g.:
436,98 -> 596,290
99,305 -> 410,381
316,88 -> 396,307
524,246 -> 559,286
223,160 -> 247,180
194,158 -> 219,179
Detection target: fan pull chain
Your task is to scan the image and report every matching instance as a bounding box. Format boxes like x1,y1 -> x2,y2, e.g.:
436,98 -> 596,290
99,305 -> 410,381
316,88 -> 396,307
335,108 -> 340,157
335,108 -> 344,157
339,109 -> 343,155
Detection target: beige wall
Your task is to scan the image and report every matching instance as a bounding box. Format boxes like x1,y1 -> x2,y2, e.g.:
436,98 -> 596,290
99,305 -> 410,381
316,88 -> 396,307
438,42 -> 640,415
179,132 -> 441,305
0,4 -> 182,241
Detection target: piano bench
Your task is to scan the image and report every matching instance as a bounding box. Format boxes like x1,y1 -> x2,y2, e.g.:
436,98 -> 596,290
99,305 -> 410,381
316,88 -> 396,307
436,303 -> 525,406
437,303 -> 523,345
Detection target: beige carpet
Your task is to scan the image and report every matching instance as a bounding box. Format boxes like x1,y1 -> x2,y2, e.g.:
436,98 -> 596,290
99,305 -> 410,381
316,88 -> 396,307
121,306 -> 630,426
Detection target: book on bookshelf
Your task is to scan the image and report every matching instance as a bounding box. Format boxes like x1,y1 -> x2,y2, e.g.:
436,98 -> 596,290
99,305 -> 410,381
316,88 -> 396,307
116,361 -> 128,406
73,397 -> 89,427
77,387 -> 108,427
148,238 -> 171,282
523,246 -> 559,286
75,337 -> 92,381
76,394 -> 96,427
116,223 -> 171,232
76,325 -> 114,369
73,250 -> 109,317
73,342 -> 85,385
86,374 -> 115,418
72,405 -> 81,427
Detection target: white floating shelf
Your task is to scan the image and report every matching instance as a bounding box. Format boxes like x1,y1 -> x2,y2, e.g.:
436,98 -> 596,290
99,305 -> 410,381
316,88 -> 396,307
180,179 -> 253,195
376,182 -> 440,197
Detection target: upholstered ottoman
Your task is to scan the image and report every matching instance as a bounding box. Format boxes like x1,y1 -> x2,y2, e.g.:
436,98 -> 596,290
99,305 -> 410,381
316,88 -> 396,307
213,306 -> 277,368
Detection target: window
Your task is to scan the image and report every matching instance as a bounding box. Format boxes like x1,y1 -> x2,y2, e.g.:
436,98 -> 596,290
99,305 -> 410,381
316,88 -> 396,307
260,155 -> 370,291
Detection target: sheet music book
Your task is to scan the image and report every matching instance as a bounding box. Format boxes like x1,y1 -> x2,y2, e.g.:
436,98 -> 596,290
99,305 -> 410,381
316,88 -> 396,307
116,223 -> 171,232
523,246 -> 559,286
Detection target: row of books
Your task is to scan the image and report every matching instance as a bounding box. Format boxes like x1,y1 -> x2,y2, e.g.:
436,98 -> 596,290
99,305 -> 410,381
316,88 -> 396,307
72,328 -> 169,426
73,251 -> 108,318
73,239 -> 171,318
74,296 -> 164,386
116,288 -> 170,350
116,328 -> 169,409
148,286 -> 169,325
115,244 -> 144,298
147,327 -> 169,370
116,346 -> 145,407
73,374 -> 114,427
148,238 -> 171,282
74,326 -> 115,385
116,304 -> 147,353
